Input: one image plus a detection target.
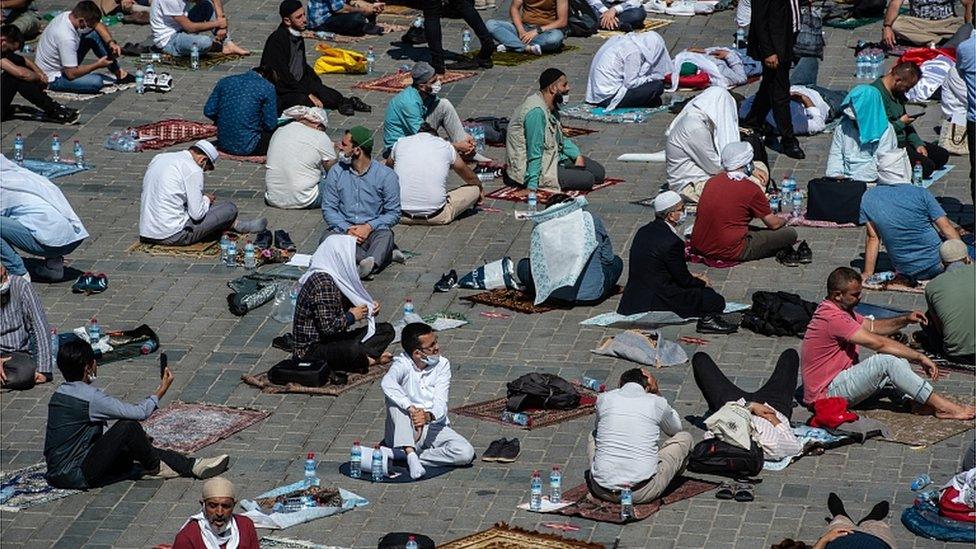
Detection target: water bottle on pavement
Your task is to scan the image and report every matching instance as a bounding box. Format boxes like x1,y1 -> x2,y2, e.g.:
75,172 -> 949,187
315,31 -> 335,40
580,376 -> 605,392
135,67 -> 145,94
140,339 -> 159,354
462,29 -> 472,54
73,141 -> 85,168
219,234 -> 230,264
791,190 -> 803,216
769,194 -> 780,213
50,328 -> 59,368
405,536 -> 419,549
913,161 -> 924,186
271,285 -> 292,323
190,44 -> 200,70
620,484 -> 634,520
549,466 -> 562,504
13,133 -> 24,164
50,133 -> 60,163
87,317 -> 101,347
225,239 -> 237,267
403,299 -> 422,324
734,27 -> 746,48
366,46 -> 375,74
500,410 -> 532,427
371,444 -> 384,482
527,191 -> 537,211
911,474 -> 931,491
530,471 -> 543,510
350,441 -> 362,478
243,240 -> 256,269
289,283 -> 300,318
304,452 -> 319,487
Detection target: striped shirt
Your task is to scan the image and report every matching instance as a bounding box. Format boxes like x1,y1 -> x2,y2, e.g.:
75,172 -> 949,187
736,398 -> 802,461
0,275 -> 53,374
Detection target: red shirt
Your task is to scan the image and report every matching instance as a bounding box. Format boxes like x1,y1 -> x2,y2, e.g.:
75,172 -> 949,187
800,300 -> 864,404
172,515 -> 260,549
690,173 -> 772,261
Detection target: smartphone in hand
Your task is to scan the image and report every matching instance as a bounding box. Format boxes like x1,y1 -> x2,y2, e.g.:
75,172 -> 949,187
159,353 -> 168,379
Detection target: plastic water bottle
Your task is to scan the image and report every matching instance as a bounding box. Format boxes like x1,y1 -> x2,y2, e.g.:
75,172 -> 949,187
225,239 -> 237,267
135,67 -> 145,94
350,441 -> 362,479
304,452 -> 319,487
315,31 -> 335,40
87,317 -> 101,346
404,299 -> 415,316
913,161 -> 924,186
50,133 -> 60,163
289,283 -> 300,317
580,376 -> 606,392
190,44 -> 200,70
366,46 -> 375,75
144,61 -> 155,77
620,485 -> 634,520
13,133 -> 24,164
140,339 -> 158,354
219,234 -> 230,264
782,174 -> 796,194
272,285 -> 292,323
734,27 -> 746,48
50,328 -> 59,368
769,194 -> 780,213
911,474 -> 931,491
462,29 -> 472,54
527,191 -> 537,211
371,444 -> 384,482
549,466 -> 562,504
530,471 -> 543,511
500,410 -> 532,426
791,189 -> 803,215
73,141 -> 84,168
243,240 -> 256,269
405,536 -> 419,549
413,15 -> 424,28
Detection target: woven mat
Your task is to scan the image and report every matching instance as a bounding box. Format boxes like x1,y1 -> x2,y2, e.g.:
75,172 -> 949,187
142,402 -> 269,454
241,362 -> 391,396
156,537 -> 344,549
595,17 -> 673,38
451,383 -> 598,429
561,103 -> 669,124
463,44 -> 580,67
461,288 -> 562,314
134,119 -> 217,150
554,477 -> 719,523
485,177 -> 624,203
158,52 -> 248,70
377,3 -> 421,18
218,150 -> 267,163
21,159 -> 90,179
441,522 -> 602,549
47,83 -> 132,102
353,70 -> 475,93
0,463 -> 81,512
862,280 -> 927,294
303,23 -> 409,44
860,397 -> 975,447
561,125 -> 598,138
127,240 -> 222,258
775,210 -> 858,228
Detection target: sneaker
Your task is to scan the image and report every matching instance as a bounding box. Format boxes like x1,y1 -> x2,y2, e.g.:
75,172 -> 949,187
89,273 -> 108,294
358,257 -> 376,279
143,462 -> 180,480
482,438 -> 507,462
776,247 -> 800,267
796,241 -> 812,264
391,249 -> 406,264
446,55 -> 493,70
645,0 -> 667,12
527,44 -> 542,56
115,73 -> 137,86
46,107 -> 80,125
496,438 -> 520,463
496,44 -> 507,52
434,269 -> 458,292
273,229 -> 296,251
337,99 -> 356,117
72,272 -> 95,294
696,314 -> 738,334
348,96 -> 371,113
253,229 -> 273,250
192,454 -> 230,479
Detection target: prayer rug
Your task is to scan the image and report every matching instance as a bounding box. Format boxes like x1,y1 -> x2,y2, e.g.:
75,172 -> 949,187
824,15 -> 882,28
862,278 -> 927,294
463,44 -> 580,67
775,210 -> 859,228
302,23 -> 409,44
47,83 -> 134,102
260,537 -> 347,549
532,477 -> 718,523
460,288 -> 562,314
561,125 -> 598,138
142,402 -> 269,454
338,461 -> 466,482
353,70 -> 475,93
561,103 -> 670,124
126,240 -> 222,258
440,522 -> 602,549
20,159 -> 90,179
922,164 -> 955,188
450,383 -> 599,430
158,53 -> 248,70
218,150 -> 267,164
484,178 -> 625,203
241,480 -> 367,529
134,119 -> 217,150
860,397 -> 975,447
241,362 -> 391,396
580,301 -> 750,327
685,242 -> 741,268
377,3 -> 421,17
595,17 -> 672,38
0,463 -> 81,512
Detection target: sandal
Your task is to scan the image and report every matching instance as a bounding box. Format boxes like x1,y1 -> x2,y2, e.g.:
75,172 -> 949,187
733,484 -> 755,502
715,482 -> 735,500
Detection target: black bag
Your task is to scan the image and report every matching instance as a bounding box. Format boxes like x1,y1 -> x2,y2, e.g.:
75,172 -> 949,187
688,438 -> 764,478
506,373 -> 581,412
851,0 -> 885,18
465,116 -> 508,144
268,358 -> 330,387
741,291 -> 819,338
378,532 -> 436,549
794,6 -> 825,59
567,0 -> 598,37
806,177 -> 866,224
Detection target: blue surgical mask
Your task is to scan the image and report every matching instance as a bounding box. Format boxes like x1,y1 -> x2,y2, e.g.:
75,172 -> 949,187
744,162 -> 755,176
422,353 -> 440,367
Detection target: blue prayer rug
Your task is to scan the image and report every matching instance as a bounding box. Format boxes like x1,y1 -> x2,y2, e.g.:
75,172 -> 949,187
21,159 -> 90,179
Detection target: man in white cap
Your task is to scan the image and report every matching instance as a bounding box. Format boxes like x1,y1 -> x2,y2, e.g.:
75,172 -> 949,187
172,477 -> 260,549
265,105 -> 337,210
618,190 -> 736,334
691,141 -> 800,267
139,141 -> 269,246
919,239 -> 974,364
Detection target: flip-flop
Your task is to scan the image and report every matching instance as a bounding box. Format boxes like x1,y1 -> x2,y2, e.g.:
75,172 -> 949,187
715,482 -> 735,500
733,484 -> 755,502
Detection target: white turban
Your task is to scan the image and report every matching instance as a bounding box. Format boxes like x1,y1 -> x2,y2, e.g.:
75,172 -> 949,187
282,105 -> 329,127
721,141 -> 753,172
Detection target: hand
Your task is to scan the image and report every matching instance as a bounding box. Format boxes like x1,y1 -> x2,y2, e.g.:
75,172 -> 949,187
906,311 -> 928,325
34,371 -> 48,384
156,367 -> 174,396
899,113 -> 915,125
574,155 -> 585,168
710,49 -> 729,59
916,145 -> 928,157
748,402 -> 781,425
453,137 -> 475,156
120,0 -> 135,10
349,304 -> 368,321
109,41 -> 122,58
308,94 -> 324,108
215,16 -> 228,29
0,356 -> 8,384
763,54 -> 779,69
96,56 -> 114,69
918,355 -> 940,380
819,527 -> 853,545
600,9 -> 618,29
860,271 -> 873,282
520,29 -> 539,44
408,406 -> 426,428
692,272 -> 710,286
882,25 -> 896,48
205,192 -> 216,204
371,300 -> 381,317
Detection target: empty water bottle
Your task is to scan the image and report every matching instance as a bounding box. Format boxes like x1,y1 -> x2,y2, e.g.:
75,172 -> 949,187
290,283 -> 300,316
50,328 -> 59,369
219,234 -> 230,264
580,376 -> 606,392
530,471 -> 543,510
190,44 -> 200,70
366,46 -> 375,74
50,133 -> 60,163
271,285 -> 292,323
87,317 -> 101,347
73,141 -> 84,168
371,445 -> 384,482
620,485 -> 634,520
315,31 -> 336,40
225,239 -> 238,267
913,161 -> 924,186
462,29 -> 472,54
527,191 -> 537,211
304,452 -> 319,487
500,410 -> 532,426
135,67 -> 145,94
911,474 -> 931,491
549,466 -> 562,504
734,27 -> 746,48
13,133 -> 24,164
350,441 -> 362,479
140,339 -> 159,354
405,536 -> 419,549
243,240 -> 256,269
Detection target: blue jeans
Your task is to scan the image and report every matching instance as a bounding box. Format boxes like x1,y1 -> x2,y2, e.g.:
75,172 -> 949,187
826,353 -> 934,406
485,20 -> 565,53
0,217 -> 83,276
47,31 -> 118,94
161,0 -> 215,56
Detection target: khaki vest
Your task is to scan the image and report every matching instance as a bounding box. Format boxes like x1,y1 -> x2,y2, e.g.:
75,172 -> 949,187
505,92 -> 561,191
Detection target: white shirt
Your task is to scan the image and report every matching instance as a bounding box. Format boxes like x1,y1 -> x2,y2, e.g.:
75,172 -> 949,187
34,12 -> 80,82
736,399 -> 801,462
591,383 -> 683,490
392,133 -> 456,216
0,155 -> 89,247
264,122 -> 336,209
151,0 -> 188,48
380,353 -> 452,422
585,34 -> 670,110
139,151 -> 211,240
907,56 -> 968,125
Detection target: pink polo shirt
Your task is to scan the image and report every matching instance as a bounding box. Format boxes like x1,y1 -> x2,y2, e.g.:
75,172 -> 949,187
800,300 -> 864,404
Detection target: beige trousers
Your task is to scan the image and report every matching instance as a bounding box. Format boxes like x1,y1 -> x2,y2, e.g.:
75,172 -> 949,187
826,516 -> 898,548
586,431 -> 694,504
400,185 -> 481,226
892,15 -> 964,45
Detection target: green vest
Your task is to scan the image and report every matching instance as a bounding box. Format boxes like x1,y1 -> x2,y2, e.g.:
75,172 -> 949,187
505,92 -> 562,191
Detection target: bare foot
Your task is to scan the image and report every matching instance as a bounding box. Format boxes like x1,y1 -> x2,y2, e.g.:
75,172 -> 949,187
33,372 -> 49,385
935,404 -> 976,420
221,41 -> 250,56
377,352 -> 393,365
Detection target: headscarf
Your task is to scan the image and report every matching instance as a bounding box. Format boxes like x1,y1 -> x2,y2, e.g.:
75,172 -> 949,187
666,87 -> 740,157
604,31 -> 673,110
282,105 -> 328,127
839,85 -> 889,146
299,235 -> 375,341
721,141 -> 753,179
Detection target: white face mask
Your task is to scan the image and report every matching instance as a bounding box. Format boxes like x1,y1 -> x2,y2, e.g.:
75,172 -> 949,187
0,280 -> 9,293
337,152 -> 352,165
674,210 -> 687,225
421,353 -> 440,367
429,81 -> 442,95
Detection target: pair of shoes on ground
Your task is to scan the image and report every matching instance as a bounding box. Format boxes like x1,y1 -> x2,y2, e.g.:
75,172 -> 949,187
716,482 -> 754,502
43,105 -> 80,125
254,229 -> 295,251
762,133 -> 806,160
482,438 -> 520,462
434,269 -> 459,292
445,44 -> 496,71
696,314 -> 738,335
776,240 -> 812,267
71,272 -> 108,294
496,43 -> 542,55
144,454 -> 229,480
337,96 -> 371,117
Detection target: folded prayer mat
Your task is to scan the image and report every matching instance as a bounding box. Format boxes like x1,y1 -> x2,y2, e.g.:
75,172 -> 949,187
439,522 -> 603,549
353,70 -> 475,93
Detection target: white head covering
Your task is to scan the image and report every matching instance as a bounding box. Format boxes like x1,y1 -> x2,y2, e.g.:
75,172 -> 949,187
299,235 -> 376,341
876,149 -> 912,185
605,31 -> 673,110
282,105 -> 329,127
653,190 -> 682,213
721,141 -> 753,172
666,87 -> 740,158
193,140 -> 219,164
0,155 -> 90,244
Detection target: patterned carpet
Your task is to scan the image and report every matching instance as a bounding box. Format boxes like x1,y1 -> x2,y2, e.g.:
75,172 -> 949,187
142,402 -> 269,454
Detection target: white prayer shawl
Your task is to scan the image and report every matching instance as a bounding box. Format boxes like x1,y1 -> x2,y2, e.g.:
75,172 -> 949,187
0,155 -> 89,246
586,32 -> 673,111
668,52 -> 730,92
944,468 -> 976,509
182,512 -> 240,549
666,87 -> 740,161
527,197 -> 597,305
299,235 -> 376,341
609,33 -> 673,110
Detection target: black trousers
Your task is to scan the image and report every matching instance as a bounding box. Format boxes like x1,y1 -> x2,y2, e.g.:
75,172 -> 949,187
692,349 -> 798,418
301,322 -> 394,374
595,80 -> 664,109
81,420 -> 194,488
906,141 -> 950,179
421,0 -> 493,72
317,12 -> 374,36
1,55 -> 60,120
276,80 -> 345,114
743,51 -> 796,145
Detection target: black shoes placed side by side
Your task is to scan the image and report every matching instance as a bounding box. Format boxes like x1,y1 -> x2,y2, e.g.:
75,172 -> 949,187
777,240 -> 812,268
482,437 -> 520,463
696,314 -> 738,335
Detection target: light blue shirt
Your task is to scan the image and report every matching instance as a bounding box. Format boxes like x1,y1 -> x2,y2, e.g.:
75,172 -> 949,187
956,33 -> 976,123
825,118 -> 900,182
860,184 -> 946,277
321,160 -> 401,231
56,381 -> 159,424
382,86 -> 439,152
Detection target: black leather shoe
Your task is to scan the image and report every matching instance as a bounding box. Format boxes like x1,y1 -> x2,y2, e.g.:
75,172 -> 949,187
337,99 -> 355,117
796,240 -> 812,264
696,315 -> 738,334
274,230 -> 296,251
254,229 -> 273,250
348,96 -> 371,113
446,55 -> 493,70
781,141 -> 806,160
434,269 -> 458,292
496,438 -> 520,463
776,247 -> 800,267
482,438 -> 506,462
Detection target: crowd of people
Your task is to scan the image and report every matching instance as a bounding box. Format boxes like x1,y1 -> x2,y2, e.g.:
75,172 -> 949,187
2,0 -> 975,544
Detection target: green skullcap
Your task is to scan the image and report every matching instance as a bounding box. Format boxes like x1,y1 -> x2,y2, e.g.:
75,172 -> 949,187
347,126 -> 374,151
679,62 -> 698,76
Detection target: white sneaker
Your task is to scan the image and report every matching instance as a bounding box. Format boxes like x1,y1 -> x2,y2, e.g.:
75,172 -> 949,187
358,257 -> 376,279
143,462 -> 180,480
645,0 -> 667,13
496,44 -> 507,52
192,455 -> 230,479
528,44 -> 542,56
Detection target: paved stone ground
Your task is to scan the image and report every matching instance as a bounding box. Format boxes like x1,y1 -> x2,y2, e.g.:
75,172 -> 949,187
1,2 -> 974,547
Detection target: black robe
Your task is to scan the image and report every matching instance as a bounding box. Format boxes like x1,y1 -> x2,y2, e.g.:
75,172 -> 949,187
260,24 -> 344,112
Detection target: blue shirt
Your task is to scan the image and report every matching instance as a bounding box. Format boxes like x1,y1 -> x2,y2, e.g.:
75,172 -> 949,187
203,71 -> 278,155
383,86 -> 439,152
859,184 -> 946,277
308,0 -> 346,27
321,160 -> 401,231
956,33 -> 976,123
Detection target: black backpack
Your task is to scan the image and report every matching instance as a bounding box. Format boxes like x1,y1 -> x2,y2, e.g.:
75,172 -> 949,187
806,177 -> 867,224
506,373 -> 581,412
567,0 -> 598,37
741,291 -> 818,338
688,438 -> 764,478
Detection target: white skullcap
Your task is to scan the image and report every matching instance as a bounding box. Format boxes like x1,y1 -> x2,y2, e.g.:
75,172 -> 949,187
202,477 -> 235,501
720,141 -> 753,172
193,140 -> 219,164
653,190 -> 682,213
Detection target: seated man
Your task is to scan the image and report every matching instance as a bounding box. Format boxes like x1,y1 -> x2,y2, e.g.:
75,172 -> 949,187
262,0 -> 368,116
293,235 -> 394,371
383,62 -> 475,158
618,191 -> 735,334
264,106 -> 336,209
307,0 -> 384,36
740,85 -> 833,135
586,0 -> 645,32
860,174 -> 961,281
691,142 -> 799,265
826,85 -> 909,182
44,337 -> 230,489
0,265 -> 53,390
907,53 -> 969,139
2,0 -> 43,40
800,266 -> 975,419
672,47 -> 748,88
34,1 -> 133,94
95,0 -> 152,24
515,194 -> 623,305
485,0 -> 568,56
204,66 -> 278,156
872,62 -> 950,178
373,322 -> 475,480
139,141 -> 267,246
585,31 -> 672,110
1,25 -> 78,123
920,240 -> 974,364
692,350 -> 803,462
881,0 -> 970,48
392,124 -> 483,226
505,68 -> 605,192
172,477 -> 260,549
665,87 -> 740,202
0,155 -> 88,280
150,0 -> 248,57
587,367 -> 692,504
322,127 -> 401,277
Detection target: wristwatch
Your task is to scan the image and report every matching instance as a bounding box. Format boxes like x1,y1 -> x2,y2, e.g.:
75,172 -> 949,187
534,25 -> 543,33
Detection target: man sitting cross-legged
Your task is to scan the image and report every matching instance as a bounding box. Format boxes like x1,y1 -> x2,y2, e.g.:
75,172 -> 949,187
0,265 -> 54,390
0,25 -> 78,123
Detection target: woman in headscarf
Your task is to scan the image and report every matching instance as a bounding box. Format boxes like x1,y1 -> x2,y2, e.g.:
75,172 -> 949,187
825,84 -> 909,183
585,31 -> 673,110
665,86 -> 741,202
292,235 -> 394,372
